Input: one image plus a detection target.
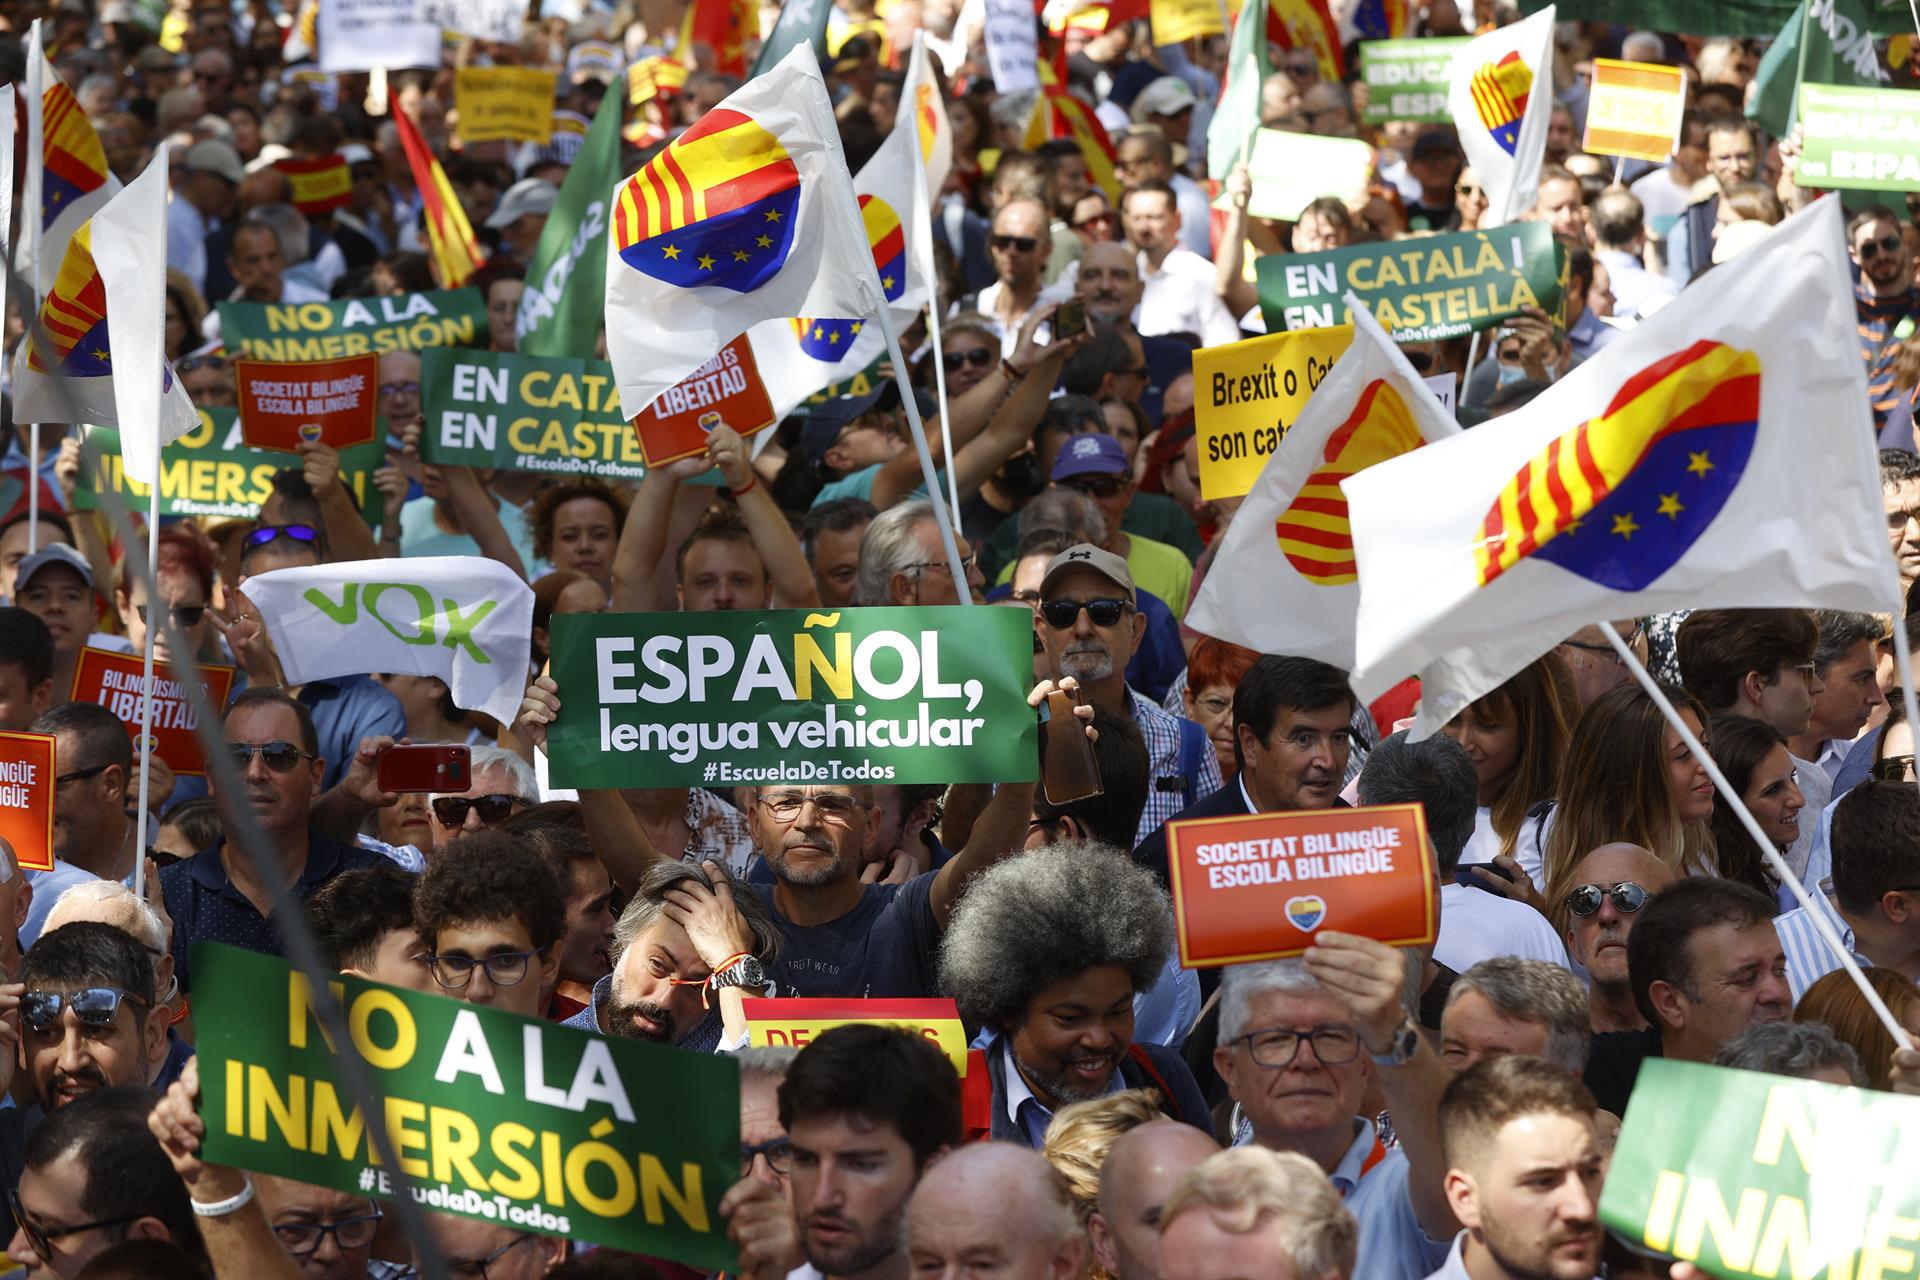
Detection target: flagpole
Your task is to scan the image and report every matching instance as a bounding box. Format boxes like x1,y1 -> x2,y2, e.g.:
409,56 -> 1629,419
1599,621 -> 1914,1049
24,22 -> 42,558
906,44 -> 963,524
132,455 -> 159,901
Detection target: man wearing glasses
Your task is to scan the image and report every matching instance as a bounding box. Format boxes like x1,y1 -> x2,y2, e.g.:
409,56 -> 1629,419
253,1173 -> 385,1280
427,745 -> 538,849
24,705 -> 140,943
1848,205 -> 1920,431
417,1213 -> 567,1279
1556,844 -> 1677,1033
1552,619 -> 1645,709
159,689 -> 391,995
414,830 -> 567,1019
1047,438 -> 1193,616
973,198 -> 1066,358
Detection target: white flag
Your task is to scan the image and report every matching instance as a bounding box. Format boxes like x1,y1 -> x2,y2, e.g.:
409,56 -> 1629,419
1343,199 -> 1894,737
93,146 -> 189,488
903,34 -> 954,203
15,22 -> 123,294
242,558 -> 534,727
1187,298 -> 1460,667
1448,7 -> 1555,227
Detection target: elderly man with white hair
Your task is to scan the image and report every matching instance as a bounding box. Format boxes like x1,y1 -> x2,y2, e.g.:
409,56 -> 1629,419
427,742 -> 540,850
908,1142 -> 1086,1280
42,878 -> 192,1088
1160,1147 -> 1358,1280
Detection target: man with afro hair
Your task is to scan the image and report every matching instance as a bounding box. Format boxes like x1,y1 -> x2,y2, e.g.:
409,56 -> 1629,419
413,829 -> 567,1018
940,842 -> 1213,1147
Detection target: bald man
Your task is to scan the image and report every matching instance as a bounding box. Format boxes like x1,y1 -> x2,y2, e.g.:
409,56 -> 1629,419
907,1143 -> 1084,1280
1089,1120 -> 1221,1280
1560,844 -> 1679,1033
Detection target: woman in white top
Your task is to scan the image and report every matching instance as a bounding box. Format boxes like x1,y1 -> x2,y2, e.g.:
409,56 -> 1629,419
1440,652 -> 1580,890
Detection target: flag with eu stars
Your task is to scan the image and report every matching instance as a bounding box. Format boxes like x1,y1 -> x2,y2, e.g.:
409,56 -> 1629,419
1340,197 -> 1896,739
1447,7 -> 1554,226
16,20 -> 122,294
605,45 -> 880,421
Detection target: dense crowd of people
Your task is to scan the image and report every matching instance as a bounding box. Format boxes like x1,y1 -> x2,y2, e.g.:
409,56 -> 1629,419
0,0 -> 1913,1276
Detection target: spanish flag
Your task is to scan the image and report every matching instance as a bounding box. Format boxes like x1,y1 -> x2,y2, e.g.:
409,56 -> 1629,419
1024,63 -> 1119,200
679,0 -> 760,79
393,105 -> 485,289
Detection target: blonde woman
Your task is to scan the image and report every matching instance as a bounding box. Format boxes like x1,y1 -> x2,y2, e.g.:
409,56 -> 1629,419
1041,1088 -> 1166,1278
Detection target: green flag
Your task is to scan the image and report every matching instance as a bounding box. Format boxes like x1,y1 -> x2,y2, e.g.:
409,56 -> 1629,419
1206,0 -> 1272,183
751,0 -> 833,79
1749,0 -> 1891,138
516,82 -> 624,358
1521,0 -> 1910,35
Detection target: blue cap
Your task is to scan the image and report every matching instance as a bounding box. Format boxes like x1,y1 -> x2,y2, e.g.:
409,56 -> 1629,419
1051,432 -> 1130,481
801,383 -> 901,468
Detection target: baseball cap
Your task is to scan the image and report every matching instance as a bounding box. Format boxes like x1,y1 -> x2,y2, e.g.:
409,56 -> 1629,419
16,544 -> 94,593
1410,129 -> 1463,161
485,178 -> 559,229
184,139 -> 244,185
1051,433 -> 1130,481
1130,75 -> 1197,124
566,40 -> 621,85
801,383 -> 902,466
1039,543 -> 1135,606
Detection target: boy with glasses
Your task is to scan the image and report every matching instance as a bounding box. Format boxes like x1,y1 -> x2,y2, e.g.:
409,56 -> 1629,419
413,829 -> 566,1018
1555,843 -> 1677,1033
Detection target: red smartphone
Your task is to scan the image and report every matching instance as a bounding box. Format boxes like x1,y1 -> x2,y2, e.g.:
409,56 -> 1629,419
377,744 -> 470,793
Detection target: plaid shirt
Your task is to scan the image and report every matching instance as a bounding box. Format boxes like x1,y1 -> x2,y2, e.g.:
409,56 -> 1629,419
1132,688 -> 1224,845
1855,276 -> 1920,429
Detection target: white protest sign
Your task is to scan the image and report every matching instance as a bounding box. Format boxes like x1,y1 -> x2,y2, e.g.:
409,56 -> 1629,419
318,0 -> 442,72
417,0 -> 527,41
241,557 -> 534,725
983,0 -> 1040,93
1425,371 -> 1456,416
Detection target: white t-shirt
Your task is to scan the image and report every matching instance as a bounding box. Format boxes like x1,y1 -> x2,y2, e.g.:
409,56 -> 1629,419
1434,882 -> 1572,974
1458,806 -> 1551,890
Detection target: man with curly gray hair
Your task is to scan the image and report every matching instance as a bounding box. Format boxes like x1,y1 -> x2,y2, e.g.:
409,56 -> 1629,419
940,841 -> 1212,1147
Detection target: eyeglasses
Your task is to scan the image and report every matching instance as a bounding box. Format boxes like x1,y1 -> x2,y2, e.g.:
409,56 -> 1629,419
380,381 -> 422,398
1040,597 -> 1130,629
1875,754 -> 1918,783
449,1230 -> 538,1279
1560,623 -> 1645,661
1788,661 -> 1819,687
244,523 -> 320,549
903,552 -> 977,577
942,348 -> 996,372
134,602 -> 208,628
1859,233 -> 1905,260
272,1211 -> 383,1257
757,791 -> 867,824
8,1188 -> 143,1263
1564,881 -> 1650,917
1064,475 -> 1129,499
54,762 -> 112,787
1235,1025 -> 1360,1069
1284,60 -> 1318,75
431,794 -> 522,827
1073,211 -> 1116,231
176,354 -> 227,373
990,234 -> 1039,254
227,740 -> 316,773
429,950 -> 541,990
20,987 -> 148,1034
741,1138 -> 794,1176
1456,183 -> 1486,198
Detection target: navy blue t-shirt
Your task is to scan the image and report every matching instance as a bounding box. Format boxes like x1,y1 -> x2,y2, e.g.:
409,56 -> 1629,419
746,872 -> 941,998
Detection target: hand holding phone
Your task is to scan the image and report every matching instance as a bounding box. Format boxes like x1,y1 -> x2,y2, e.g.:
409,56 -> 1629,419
377,744 -> 471,793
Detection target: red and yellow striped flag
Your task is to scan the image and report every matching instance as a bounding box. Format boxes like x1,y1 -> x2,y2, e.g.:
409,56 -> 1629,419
393,105 -> 485,289
679,0 -> 760,79
1025,62 -> 1120,200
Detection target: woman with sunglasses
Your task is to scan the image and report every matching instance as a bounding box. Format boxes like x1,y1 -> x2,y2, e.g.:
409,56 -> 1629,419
111,528 -> 223,674
1442,653 -> 1580,889
1453,166 -> 1489,232
1539,682 -> 1719,919
1705,715 -> 1805,900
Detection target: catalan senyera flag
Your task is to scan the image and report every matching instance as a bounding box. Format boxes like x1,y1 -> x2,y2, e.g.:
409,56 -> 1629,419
1271,0 -> 1347,82
17,20 -> 122,295
604,45 -> 882,421
1448,6 -> 1555,225
12,157 -> 197,451
679,0 -> 760,78
1187,297 -> 1458,668
1026,62 -> 1120,200
1342,198 -> 1895,739
393,104 -> 485,289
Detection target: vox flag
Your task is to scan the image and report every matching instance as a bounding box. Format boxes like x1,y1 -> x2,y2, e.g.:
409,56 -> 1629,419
1448,7 -> 1555,225
604,46 -> 879,421
1342,198 -> 1894,735
1187,298 -> 1458,667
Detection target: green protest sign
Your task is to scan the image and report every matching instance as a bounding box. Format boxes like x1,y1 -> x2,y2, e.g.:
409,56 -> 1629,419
546,607 -> 1040,789
193,943 -> 740,1269
72,410 -> 385,521
1795,82 -> 1920,191
1360,39 -> 1466,123
1257,223 -> 1565,342
219,288 -> 488,361
1599,1058 -> 1920,1278
419,348 -> 646,480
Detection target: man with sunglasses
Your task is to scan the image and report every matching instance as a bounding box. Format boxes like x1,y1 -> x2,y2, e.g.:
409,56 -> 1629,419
427,744 -> 537,849
414,830 -> 566,1019
1776,782 -> 1920,1003
974,198 -> 1066,357
1848,204 -> 1920,431
159,688 -> 390,995
1557,844 -> 1677,1033
1049,433 -> 1198,600
178,353 -> 237,408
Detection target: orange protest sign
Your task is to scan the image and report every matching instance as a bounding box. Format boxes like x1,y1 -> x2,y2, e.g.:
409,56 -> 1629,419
631,335 -> 777,466
1166,803 -> 1438,967
0,732 -> 57,872
71,648 -> 237,777
236,355 -> 381,453
1583,59 -> 1688,163
741,998 -> 971,1076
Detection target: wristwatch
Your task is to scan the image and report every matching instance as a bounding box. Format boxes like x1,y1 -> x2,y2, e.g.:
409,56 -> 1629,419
1368,1018 -> 1422,1068
711,955 -> 767,991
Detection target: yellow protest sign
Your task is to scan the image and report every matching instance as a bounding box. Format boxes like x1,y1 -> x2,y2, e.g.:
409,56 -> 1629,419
1150,0 -> 1227,45
1194,326 -> 1352,501
1583,59 -> 1687,162
741,998 -> 971,1077
454,67 -> 559,144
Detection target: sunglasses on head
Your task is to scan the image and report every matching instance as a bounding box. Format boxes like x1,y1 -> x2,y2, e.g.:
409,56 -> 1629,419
1563,882 -> 1649,917
432,794 -> 521,827
20,987 -> 146,1034
990,233 -> 1039,254
227,740 -> 316,772
244,523 -> 320,549
943,348 -> 996,372
135,602 -> 207,628
1040,597 -> 1129,629
1860,234 -> 1905,259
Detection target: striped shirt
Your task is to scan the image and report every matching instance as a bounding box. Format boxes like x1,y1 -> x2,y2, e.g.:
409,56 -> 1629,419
1856,276 -> 1920,429
1131,688 -> 1224,846
1776,882 -> 1868,1003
